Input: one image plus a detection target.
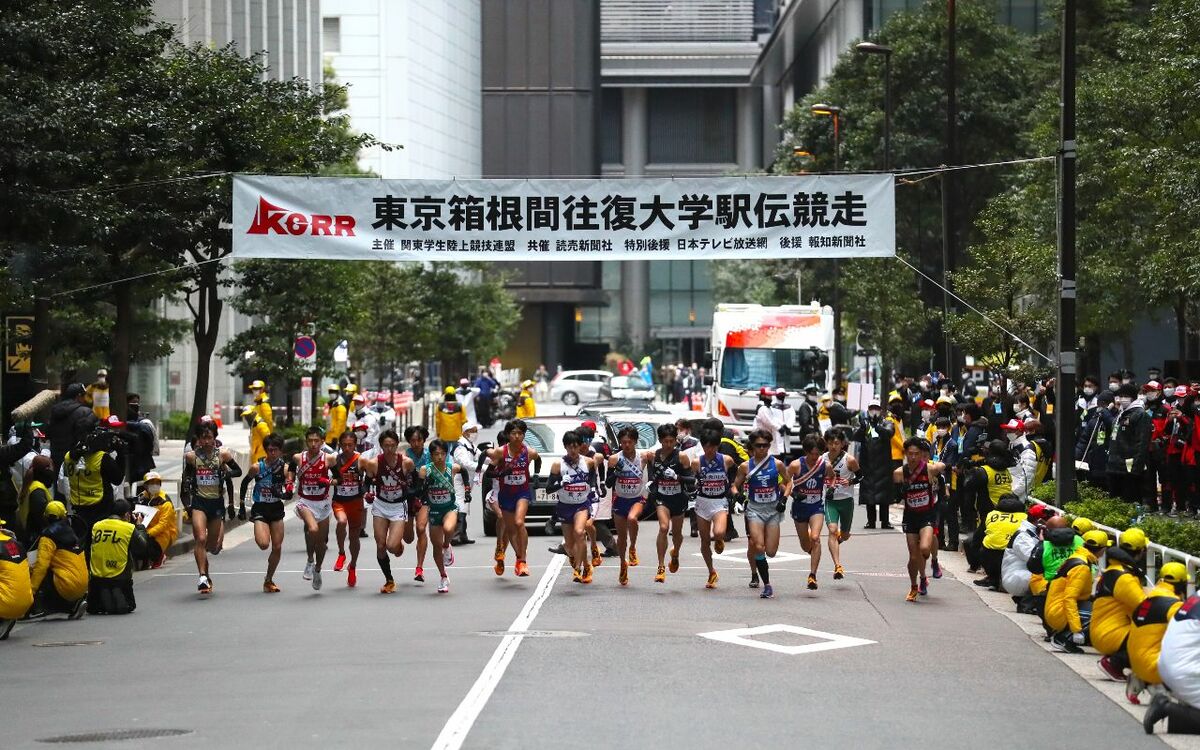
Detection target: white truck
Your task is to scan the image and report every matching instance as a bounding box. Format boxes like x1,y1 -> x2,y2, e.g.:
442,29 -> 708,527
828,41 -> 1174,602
706,303 -> 836,452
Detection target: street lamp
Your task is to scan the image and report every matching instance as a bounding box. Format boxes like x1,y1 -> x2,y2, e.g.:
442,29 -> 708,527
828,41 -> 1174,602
810,103 -> 841,171
855,41 -> 893,171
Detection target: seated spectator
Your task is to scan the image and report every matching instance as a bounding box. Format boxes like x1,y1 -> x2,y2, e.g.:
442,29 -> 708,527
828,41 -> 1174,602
977,493 -> 1026,589
87,499 -> 149,615
1091,528 -> 1149,681
0,520 -> 34,639
1128,562 -> 1188,704
135,472 -> 176,569
1045,529 -> 1111,652
1146,579 -> 1200,734
25,501 -> 87,620
1002,502 -> 1051,609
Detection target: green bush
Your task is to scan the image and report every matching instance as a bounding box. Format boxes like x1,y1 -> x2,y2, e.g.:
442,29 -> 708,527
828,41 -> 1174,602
160,411 -> 192,440
1033,479 -> 1200,557
1136,517 -> 1200,559
1063,497 -> 1138,531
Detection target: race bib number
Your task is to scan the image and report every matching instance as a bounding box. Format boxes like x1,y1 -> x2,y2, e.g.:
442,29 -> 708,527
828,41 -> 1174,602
503,473 -> 525,486
302,483 -> 323,497
196,468 -> 219,486
657,479 -> 681,496
562,482 -> 590,504
428,488 -> 452,504
616,476 -> 641,498
751,487 -> 776,503
336,482 -> 359,497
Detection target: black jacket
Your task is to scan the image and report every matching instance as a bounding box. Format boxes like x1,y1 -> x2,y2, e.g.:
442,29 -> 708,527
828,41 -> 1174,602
1076,406 -> 1115,477
828,401 -> 852,427
854,417 -> 895,505
48,399 -> 97,469
1107,404 -> 1153,476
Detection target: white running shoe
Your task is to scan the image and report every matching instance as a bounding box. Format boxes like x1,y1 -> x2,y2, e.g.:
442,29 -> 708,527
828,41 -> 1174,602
438,577 -> 449,594
443,546 -> 454,567
302,561 -> 314,581
312,570 -> 322,591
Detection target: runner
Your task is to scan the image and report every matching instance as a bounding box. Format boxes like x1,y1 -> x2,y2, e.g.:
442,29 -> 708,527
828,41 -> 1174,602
646,423 -> 694,584
364,429 -> 414,594
787,434 -> 827,590
183,422 -> 241,595
605,426 -> 647,586
732,429 -> 790,599
418,440 -> 461,593
545,430 -> 595,584
331,431 -> 368,587
894,437 -> 946,602
694,429 -> 734,589
477,449 -> 507,574
293,426 -> 336,591
403,425 -> 433,582
577,420 -> 615,564
822,428 -> 861,582
241,434 -> 291,593
485,420 -> 540,578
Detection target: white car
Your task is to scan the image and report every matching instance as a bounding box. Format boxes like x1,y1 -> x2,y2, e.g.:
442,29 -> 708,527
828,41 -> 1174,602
599,375 -> 656,401
548,369 -> 611,406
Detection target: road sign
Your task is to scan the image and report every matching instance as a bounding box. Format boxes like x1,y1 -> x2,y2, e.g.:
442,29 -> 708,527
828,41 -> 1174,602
697,624 -> 876,656
294,335 -> 316,361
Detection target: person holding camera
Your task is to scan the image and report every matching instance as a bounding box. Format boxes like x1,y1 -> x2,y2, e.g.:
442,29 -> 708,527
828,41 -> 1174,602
731,429 -> 791,600
87,499 -> 149,615
63,415 -> 128,543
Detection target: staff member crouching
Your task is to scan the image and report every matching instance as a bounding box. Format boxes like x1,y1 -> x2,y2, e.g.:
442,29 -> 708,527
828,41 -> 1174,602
25,501 -> 87,620
0,521 -> 34,638
135,472 -> 177,569
88,499 -> 150,615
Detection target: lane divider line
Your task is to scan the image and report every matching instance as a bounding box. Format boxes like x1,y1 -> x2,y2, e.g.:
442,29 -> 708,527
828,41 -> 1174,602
430,553 -> 565,750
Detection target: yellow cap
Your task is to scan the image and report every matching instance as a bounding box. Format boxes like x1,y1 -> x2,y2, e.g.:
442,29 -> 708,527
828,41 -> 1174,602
1161,562 -> 1189,584
1119,528 -> 1149,552
1071,517 -> 1095,535
345,384 -> 359,395
1082,530 -> 1112,550
44,500 -> 67,520
888,390 -> 903,403
522,380 -> 534,389
250,379 -> 266,390
444,386 -> 457,396
143,471 -> 163,483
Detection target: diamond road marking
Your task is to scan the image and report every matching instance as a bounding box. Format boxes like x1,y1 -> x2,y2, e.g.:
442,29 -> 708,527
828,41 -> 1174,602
697,624 -> 876,656
693,550 -> 809,564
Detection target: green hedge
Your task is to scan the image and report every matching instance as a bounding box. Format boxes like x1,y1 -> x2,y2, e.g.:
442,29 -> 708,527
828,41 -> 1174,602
160,411 -> 192,440
1032,480 -> 1200,558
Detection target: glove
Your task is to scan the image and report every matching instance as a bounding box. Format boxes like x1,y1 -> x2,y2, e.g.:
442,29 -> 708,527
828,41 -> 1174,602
596,484 -> 607,499
775,499 -> 787,513
364,491 -> 376,504
661,468 -> 677,480
1070,632 -> 1086,645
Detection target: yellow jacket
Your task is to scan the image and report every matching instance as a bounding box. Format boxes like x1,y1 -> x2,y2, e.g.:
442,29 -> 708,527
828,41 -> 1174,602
983,511 -> 1026,551
255,394 -> 274,431
87,383 -> 111,420
28,521 -> 87,601
326,402 -> 347,444
435,401 -> 466,442
89,517 -> 135,580
887,414 -> 905,460
1089,561 -> 1146,657
142,493 -> 178,553
249,417 -> 270,464
0,528 -> 34,619
516,389 -> 537,420
1044,547 -> 1097,634
1130,582 -> 1184,684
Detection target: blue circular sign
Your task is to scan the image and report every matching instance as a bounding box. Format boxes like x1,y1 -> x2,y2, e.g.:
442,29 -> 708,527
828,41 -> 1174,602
294,336 -> 316,359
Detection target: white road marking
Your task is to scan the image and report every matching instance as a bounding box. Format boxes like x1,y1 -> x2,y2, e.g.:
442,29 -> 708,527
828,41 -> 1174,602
694,549 -> 810,564
430,553 -> 566,750
697,624 -> 876,656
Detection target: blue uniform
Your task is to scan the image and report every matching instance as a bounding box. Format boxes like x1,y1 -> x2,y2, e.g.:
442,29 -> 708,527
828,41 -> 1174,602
791,456 -> 827,522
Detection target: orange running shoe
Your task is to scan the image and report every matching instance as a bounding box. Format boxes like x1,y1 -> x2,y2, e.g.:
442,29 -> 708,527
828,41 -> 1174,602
591,544 -> 602,568
833,565 -> 845,580
380,581 -> 396,594
629,547 -> 640,566
582,565 -> 593,584
572,568 -> 583,584
494,556 -> 505,576
705,571 -> 719,589
714,538 -> 725,555
906,586 -> 919,602
668,549 -> 680,573
654,565 -> 666,583
515,560 -> 530,577
619,561 -> 629,586
263,581 -> 280,593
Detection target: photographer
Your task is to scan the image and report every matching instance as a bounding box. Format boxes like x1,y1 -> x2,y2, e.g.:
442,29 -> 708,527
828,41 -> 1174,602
63,415 -> 127,542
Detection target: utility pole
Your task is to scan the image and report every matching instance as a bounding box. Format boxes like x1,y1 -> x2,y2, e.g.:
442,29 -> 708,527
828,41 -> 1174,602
1056,0 -> 1078,506
941,0 -> 957,376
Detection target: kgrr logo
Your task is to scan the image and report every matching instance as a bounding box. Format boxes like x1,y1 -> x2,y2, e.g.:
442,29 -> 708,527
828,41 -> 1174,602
247,196 -> 356,236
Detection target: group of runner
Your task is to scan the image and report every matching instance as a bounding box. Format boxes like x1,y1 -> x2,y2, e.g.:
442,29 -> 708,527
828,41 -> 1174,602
184,414 -> 948,601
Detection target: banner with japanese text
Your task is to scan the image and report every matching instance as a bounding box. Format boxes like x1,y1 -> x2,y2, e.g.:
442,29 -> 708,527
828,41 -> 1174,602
231,174 -> 894,261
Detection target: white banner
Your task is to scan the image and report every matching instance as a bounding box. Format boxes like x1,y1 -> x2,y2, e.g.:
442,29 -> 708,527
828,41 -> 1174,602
300,376 -> 312,425
232,174 -> 894,261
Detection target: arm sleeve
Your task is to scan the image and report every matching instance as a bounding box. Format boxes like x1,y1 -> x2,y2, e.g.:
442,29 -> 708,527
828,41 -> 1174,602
223,458 -> 243,479
679,465 -> 696,493
544,471 -> 563,496
30,536 -> 56,591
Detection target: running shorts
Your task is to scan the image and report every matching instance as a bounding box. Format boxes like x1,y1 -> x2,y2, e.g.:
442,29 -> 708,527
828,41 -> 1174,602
613,495 -> 644,518
902,510 -> 938,535
745,501 -> 783,527
295,498 -> 333,523
332,498 -> 365,527
190,497 -> 225,521
372,499 -> 408,522
791,500 -> 825,523
824,498 -> 854,528
654,494 -> 687,518
250,501 -> 285,523
497,488 -> 532,513
556,501 -> 591,523
694,496 -> 728,522
427,500 -> 458,525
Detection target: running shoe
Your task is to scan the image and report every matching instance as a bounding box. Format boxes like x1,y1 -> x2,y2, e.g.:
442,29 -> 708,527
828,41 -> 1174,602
582,565 -> 593,584
312,571 -> 322,591
619,561 -> 629,586
198,575 -> 212,595
380,580 -> 396,594
68,598 -> 87,620
1126,675 -> 1145,705
714,538 -> 725,554
573,568 -> 583,584
668,549 -> 680,574
515,560 -> 530,577
749,576 -> 760,589
919,575 -> 928,596
548,544 -> 566,555
906,586 -> 918,602
494,556 -> 505,576
1098,656 -> 1126,682
334,554 -> 346,572
760,584 -> 774,599
22,609 -> 47,621
438,577 -> 450,594
931,558 -> 943,579
807,574 -> 818,590
263,581 -> 280,594
706,571 -> 719,589
494,542 -> 505,560
833,565 -> 845,580
237,504 -> 247,521
414,567 -> 425,583
444,546 -> 454,567
654,565 -> 666,583
347,567 -> 357,588
302,561 -> 314,581
591,544 -> 602,567
628,547 -> 639,566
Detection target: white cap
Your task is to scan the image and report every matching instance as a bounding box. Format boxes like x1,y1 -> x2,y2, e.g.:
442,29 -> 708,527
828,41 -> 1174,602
462,421 -> 481,435
868,398 -> 881,408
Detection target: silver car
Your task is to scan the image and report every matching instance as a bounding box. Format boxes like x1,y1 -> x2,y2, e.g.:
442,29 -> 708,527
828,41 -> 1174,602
548,369 -> 611,406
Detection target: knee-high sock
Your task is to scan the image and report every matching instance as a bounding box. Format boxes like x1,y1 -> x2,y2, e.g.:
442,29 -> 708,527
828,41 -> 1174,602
755,553 -> 770,585
378,555 -> 393,582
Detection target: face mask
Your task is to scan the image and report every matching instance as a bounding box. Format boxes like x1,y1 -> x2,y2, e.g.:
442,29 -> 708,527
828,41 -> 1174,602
1007,433 -> 1022,443
1109,382 -> 1120,390
145,483 -> 161,496
807,394 -> 818,403
1145,391 -> 1160,401
1082,387 -> 1096,397
835,395 -> 846,402
920,381 -> 931,390
1116,397 -> 1132,408
868,410 -> 881,419
921,410 -> 932,421
957,415 -> 966,424
961,372 -> 970,380
936,429 -> 949,438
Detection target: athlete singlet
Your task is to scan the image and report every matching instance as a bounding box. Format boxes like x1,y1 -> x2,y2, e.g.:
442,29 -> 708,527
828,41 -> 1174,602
334,451 -> 364,500
611,453 -> 645,517
194,449 -> 223,501
424,463 -> 457,523
649,450 -> 684,501
902,462 -> 936,514
746,456 -> 781,506
375,455 -> 410,503
252,458 -> 286,504
792,457 -> 827,506
497,444 -> 532,511
557,458 -> 593,507
297,452 -> 331,503
695,453 -> 729,521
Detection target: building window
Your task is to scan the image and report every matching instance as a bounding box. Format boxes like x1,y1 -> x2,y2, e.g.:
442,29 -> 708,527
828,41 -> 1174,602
647,89 -> 737,165
323,17 -> 341,54
601,89 -> 623,165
